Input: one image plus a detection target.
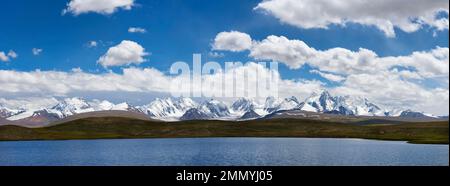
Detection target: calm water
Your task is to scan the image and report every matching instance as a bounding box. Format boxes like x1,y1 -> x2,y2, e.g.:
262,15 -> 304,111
0,138 -> 448,166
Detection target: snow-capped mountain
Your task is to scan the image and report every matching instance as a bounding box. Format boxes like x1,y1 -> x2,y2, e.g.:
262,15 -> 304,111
180,99 -> 233,120
138,97 -> 197,120
231,98 -> 256,113
240,110 -> 261,120
334,96 -> 385,116
180,108 -> 211,120
300,90 -> 386,116
0,104 -> 24,118
1,91 -> 442,123
399,110 -> 437,119
47,97 -> 96,118
385,108 -> 404,117
264,96 -> 301,113
90,100 -> 138,112
198,99 -> 231,118
301,91 -> 336,112
6,98 -> 140,121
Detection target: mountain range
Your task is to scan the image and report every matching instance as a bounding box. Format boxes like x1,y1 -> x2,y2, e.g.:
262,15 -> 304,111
0,90 -> 443,126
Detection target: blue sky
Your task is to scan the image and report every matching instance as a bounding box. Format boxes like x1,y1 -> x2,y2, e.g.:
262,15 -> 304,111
1,0 -> 447,77
0,0 -> 449,115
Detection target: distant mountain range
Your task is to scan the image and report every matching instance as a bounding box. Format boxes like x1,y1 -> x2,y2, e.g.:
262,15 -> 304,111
0,91 -> 446,126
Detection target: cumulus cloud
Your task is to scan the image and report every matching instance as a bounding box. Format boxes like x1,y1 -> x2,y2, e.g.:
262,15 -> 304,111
32,48 -> 43,56
0,55 -> 448,115
63,0 -> 135,15
97,40 -> 149,68
332,72 -> 449,115
0,50 -> 18,62
128,27 -> 147,33
250,35 -> 315,69
0,63 -> 323,102
255,0 -> 449,37
212,31 -> 253,52
209,31 -> 449,115
249,35 -> 449,80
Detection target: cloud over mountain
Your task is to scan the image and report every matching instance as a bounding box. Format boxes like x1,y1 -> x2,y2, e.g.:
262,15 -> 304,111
209,31 -> 449,115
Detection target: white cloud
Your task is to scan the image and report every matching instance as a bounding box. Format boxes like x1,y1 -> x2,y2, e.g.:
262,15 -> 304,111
128,27 -> 147,33
63,0 -> 135,15
0,57 -> 448,115
71,67 -> 83,73
255,0 -> 449,37
249,35 -> 449,80
87,41 -> 98,48
0,50 -> 18,62
209,32 -> 449,115
250,35 -> 315,69
332,72 -> 449,115
212,31 -> 253,52
208,52 -> 225,58
32,48 -> 43,56
0,63 -> 322,101
0,52 -> 8,62
7,50 -> 18,59
97,40 -> 149,68
310,70 -> 346,82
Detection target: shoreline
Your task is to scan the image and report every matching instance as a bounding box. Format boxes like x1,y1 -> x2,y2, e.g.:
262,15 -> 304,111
0,136 -> 449,145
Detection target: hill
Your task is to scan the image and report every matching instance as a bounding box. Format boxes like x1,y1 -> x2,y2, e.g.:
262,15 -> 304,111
0,117 -> 447,144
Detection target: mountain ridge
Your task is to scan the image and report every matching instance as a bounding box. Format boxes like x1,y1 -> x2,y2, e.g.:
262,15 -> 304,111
1,91 -> 445,125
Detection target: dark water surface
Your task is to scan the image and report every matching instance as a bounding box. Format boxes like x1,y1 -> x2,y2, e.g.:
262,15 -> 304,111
0,138 -> 448,166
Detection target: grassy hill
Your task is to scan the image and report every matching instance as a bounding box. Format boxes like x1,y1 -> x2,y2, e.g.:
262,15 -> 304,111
0,117 -> 448,144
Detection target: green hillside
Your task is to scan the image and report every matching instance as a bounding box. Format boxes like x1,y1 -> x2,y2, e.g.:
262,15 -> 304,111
0,117 -> 448,144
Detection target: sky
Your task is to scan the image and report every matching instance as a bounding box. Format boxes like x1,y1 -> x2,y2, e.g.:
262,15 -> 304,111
0,0 -> 449,115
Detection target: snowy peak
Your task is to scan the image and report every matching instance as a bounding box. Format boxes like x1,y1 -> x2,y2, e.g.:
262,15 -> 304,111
240,110 -> 261,120
231,98 -> 256,113
48,97 -> 95,118
303,90 -> 336,112
264,96 -> 282,112
180,99 -> 231,121
264,96 -> 301,113
198,99 -> 230,118
177,97 -> 197,109
0,104 -> 24,118
279,96 -> 301,110
0,94 -> 440,122
112,102 -> 138,111
92,100 -> 115,110
139,97 -> 197,119
300,91 -> 385,116
180,108 -> 210,121
335,96 -> 384,116
398,110 -> 436,118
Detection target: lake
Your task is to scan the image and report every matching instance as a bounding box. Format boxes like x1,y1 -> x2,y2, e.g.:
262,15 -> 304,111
0,138 -> 448,166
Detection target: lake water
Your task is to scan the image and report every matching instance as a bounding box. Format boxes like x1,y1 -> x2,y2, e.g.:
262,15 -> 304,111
0,138 -> 448,166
